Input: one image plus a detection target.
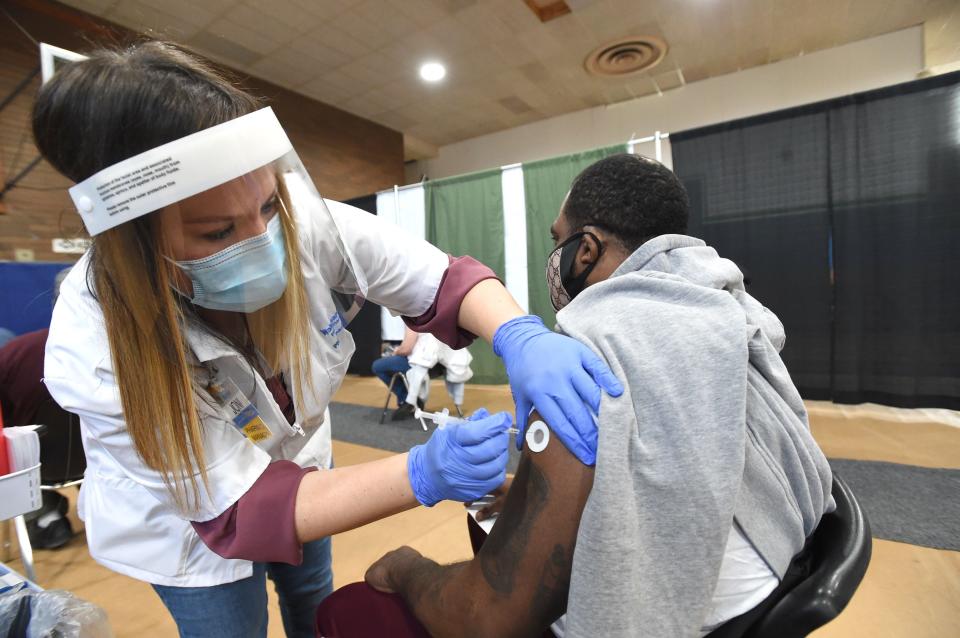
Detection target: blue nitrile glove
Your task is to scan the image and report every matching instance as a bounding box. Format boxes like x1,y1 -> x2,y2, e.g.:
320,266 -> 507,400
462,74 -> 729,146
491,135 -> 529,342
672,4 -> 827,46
493,315 -> 623,465
407,408 -> 511,507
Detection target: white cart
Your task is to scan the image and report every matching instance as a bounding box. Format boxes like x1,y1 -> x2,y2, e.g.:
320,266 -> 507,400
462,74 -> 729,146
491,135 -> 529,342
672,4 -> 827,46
0,463 -> 42,582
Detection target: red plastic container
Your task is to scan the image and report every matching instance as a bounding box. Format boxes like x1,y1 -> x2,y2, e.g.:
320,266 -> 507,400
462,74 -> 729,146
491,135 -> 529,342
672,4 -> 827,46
0,411 -> 9,476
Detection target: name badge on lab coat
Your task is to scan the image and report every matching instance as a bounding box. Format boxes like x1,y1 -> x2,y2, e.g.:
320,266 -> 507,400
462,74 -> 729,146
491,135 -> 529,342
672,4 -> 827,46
207,377 -> 273,443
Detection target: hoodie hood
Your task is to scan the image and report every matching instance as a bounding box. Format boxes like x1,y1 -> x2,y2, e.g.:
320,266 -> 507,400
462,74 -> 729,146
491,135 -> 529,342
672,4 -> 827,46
612,234 -> 787,351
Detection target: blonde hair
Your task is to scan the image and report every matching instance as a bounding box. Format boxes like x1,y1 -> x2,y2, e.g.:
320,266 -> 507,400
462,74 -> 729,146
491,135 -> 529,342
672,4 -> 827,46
92,185 -> 313,511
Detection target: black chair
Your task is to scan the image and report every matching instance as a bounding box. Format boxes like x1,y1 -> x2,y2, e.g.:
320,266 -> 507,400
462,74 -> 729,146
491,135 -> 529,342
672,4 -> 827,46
378,371 -> 410,424
33,398 -> 86,488
707,473 -> 872,637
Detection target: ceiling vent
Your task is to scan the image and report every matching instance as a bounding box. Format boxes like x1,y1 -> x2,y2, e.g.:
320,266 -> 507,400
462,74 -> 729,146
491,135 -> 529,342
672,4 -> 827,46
584,36 -> 668,78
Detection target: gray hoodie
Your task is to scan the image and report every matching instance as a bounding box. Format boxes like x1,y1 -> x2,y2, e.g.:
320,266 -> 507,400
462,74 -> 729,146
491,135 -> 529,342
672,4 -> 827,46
557,234 -> 834,637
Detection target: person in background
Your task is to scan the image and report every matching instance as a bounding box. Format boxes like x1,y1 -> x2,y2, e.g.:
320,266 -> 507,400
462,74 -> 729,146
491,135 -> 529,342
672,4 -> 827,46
372,327 -> 421,420
403,331 -> 473,414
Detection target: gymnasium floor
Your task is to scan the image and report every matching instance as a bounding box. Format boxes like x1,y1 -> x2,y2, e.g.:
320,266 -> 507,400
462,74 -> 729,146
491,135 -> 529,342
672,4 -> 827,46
3,375 -> 958,637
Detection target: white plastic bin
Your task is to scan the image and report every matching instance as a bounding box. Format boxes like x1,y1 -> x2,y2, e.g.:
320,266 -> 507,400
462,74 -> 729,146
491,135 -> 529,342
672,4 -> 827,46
0,463 -> 42,520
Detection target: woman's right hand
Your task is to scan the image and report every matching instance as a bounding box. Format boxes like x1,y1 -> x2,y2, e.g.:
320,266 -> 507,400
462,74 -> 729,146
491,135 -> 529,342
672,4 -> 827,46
407,409 -> 511,507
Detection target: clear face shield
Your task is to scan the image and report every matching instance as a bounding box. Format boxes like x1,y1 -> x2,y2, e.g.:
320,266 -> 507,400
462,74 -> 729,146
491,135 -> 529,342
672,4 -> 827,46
68,107 -> 367,322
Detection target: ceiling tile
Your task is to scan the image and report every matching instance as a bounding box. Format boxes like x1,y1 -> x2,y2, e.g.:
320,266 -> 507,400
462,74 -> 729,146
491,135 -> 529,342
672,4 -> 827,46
309,67 -> 369,96
423,16 -> 485,54
305,22 -> 378,59
189,29 -> 264,67
375,109 -> 420,131
299,78 -> 354,105
225,2 -> 309,39
498,95 -> 536,115
286,0 -> 354,20
242,0 -> 324,32
327,9 -> 395,46
389,0 -> 454,28
488,36 -> 542,67
289,38 -> 352,68
204,17 -> 283,56
652,68 -> 683,92
486,0 -> 544,32
105,1 -> 212,39
453,4 -> 515,41
247,51 -> 326,88
61,0 -> 122,13
62,0 -> 950,146
139,0 -> 226,25
353,0 -> 421,40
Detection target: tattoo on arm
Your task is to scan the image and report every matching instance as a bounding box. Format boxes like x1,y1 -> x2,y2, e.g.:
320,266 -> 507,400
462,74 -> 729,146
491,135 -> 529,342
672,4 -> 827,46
531,544 -> 571,621
392,410 -> 592,637
479,454 -> 550,594
403,561 -> 468,614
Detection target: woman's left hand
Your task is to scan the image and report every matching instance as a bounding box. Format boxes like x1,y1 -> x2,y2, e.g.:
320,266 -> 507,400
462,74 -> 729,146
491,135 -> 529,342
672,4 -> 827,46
493,315 -> 623,465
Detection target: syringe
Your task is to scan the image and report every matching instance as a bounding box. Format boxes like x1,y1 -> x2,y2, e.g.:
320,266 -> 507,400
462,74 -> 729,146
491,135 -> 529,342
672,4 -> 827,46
414,408 -> 519,435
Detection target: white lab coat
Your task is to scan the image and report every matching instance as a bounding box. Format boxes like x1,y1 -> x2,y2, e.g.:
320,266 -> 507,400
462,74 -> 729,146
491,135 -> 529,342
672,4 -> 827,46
44,200 -> 449,586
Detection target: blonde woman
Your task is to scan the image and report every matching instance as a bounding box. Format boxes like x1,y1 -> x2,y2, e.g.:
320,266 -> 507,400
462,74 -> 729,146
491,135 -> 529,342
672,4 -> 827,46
33,42 -> 622,637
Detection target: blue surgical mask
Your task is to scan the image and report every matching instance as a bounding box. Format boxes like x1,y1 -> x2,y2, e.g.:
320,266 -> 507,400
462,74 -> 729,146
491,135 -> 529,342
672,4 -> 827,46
175,214 -> 288,312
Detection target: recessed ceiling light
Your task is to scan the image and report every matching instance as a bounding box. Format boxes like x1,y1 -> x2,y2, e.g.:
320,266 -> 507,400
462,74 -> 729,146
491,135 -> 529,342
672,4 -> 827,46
419,62 -> 446,83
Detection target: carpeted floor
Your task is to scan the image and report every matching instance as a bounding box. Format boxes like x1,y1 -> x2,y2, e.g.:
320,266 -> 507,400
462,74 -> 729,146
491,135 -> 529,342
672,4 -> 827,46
329,401 -> 960,551
829,458 -> 960,551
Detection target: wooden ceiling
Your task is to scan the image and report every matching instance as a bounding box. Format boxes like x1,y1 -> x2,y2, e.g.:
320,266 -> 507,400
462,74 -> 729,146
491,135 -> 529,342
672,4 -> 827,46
59,0 -> 960,147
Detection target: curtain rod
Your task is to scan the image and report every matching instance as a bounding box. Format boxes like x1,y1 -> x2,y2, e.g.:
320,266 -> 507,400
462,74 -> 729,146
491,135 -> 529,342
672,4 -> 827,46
627,131 -> 670,145
377,132 -> 672,197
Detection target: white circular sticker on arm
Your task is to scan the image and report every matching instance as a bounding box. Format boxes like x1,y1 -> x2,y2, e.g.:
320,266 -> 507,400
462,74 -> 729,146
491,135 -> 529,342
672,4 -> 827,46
526,420 -> 550,453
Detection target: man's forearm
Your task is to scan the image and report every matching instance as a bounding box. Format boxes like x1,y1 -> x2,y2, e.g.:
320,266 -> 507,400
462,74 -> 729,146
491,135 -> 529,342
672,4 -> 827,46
390,556 -> 487,638
371,427 -> 591,638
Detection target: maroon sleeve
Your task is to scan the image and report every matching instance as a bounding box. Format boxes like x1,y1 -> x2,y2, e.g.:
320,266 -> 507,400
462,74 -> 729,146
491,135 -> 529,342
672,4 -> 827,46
192,460 -> 317,565
403,255 -> 500,350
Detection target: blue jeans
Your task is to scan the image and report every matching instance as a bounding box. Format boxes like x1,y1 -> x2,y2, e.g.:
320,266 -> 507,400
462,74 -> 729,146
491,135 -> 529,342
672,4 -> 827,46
153,536 -> 333,638
372,355 -> 410,406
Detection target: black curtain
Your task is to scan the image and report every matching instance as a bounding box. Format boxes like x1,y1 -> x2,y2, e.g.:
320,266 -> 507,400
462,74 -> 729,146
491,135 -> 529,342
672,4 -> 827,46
341,194 -> 382,376
673,109 -> 834,399
672,71 -> 960,409
828,77 -> 960,408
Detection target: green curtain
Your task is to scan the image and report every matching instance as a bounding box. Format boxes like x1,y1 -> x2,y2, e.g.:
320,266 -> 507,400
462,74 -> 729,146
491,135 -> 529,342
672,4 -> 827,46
426,169 -> 507,384
523,145 -> 627,329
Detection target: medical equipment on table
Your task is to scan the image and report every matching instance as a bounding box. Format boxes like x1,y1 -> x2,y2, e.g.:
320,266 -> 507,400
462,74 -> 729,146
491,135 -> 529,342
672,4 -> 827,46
414,408 -> 520,436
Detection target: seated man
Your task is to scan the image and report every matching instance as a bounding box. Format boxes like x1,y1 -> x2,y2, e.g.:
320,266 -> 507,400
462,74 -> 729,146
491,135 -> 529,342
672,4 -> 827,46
317,154 -> 835,637
404,331 -> 474,412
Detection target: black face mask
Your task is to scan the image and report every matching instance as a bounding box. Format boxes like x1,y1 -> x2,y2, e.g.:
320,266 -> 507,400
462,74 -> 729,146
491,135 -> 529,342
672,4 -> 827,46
545,231 -> 602,311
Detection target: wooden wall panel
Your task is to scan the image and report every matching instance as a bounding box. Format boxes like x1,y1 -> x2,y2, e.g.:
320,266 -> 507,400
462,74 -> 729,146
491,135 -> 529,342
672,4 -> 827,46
0,0 -> 404,263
